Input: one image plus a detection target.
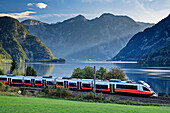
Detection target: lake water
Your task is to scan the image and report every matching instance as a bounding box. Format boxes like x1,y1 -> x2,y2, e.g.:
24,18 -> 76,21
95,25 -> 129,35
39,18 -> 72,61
1,61 -> 170,93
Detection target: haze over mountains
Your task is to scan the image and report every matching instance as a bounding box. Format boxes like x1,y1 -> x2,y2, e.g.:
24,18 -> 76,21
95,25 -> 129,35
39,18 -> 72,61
113,14 -> 170,63
22,13 -> 153,60
0,16 -> 56,62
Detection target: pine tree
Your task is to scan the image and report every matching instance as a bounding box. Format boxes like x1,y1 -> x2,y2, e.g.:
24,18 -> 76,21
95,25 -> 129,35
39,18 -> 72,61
10,59 -> 18,74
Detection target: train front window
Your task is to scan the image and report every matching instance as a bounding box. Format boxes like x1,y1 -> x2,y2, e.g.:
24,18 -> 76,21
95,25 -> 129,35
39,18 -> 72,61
82,84 -> 90,88
57,82 -> 63,86
24,80 -> 31,83
143,87 -> 150,92
0,78 -> 7,81
96,84 -> 108,89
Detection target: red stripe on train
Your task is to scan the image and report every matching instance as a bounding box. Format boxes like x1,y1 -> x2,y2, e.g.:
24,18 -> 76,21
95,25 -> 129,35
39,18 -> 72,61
68,85 -> 77,89
56,85 -> 64,87
0,81 -> 8,84
115,89 -> 154,95
95,88 -> 110,91
11,82 -> 23,85
24,83 -> 32,85
81,86 -> 92,90
46,83 -> 55,87
34,83 -> 43,86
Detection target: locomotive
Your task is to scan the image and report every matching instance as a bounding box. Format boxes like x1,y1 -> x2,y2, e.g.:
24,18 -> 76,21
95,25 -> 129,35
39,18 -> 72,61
0,74 -> 155,96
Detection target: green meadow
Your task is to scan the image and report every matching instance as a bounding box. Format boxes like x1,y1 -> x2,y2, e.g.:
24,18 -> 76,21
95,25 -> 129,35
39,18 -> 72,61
0,96 -> 169,113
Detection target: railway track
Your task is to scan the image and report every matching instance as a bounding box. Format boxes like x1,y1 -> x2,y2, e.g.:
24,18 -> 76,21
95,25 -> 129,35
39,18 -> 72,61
19,87 -> 170,105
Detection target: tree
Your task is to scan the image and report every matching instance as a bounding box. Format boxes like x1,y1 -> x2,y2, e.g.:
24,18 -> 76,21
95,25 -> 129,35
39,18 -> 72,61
104,67 -> 127,81
71,68 -> 86,78
83,66 -> 94,79
96,67 -> 107,79
26,66 -> 37,76
10,59 -> 18,74
0,69 -> 5,75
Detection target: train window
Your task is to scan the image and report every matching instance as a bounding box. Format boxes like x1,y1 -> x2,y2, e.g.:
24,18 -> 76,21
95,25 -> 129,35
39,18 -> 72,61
117,84 -> 137,90
47,81 -> 53,85
12,79 -> 22,83
82,84 -> 91,88
24,80 -> 31,83
0,78 -> 7,81
143,87 -> 150,91
57,82 -> 63,86
69,83 -> 76,87
96,84 -> 108,89
35,81 -> 42,84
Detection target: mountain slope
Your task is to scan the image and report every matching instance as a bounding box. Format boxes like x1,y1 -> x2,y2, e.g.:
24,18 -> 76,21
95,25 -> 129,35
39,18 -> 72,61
0,41 -> 12,63
112,14 -> 170,61
22,13 -> 153,60
0,16 -> 56,62
138,42 -> 170,66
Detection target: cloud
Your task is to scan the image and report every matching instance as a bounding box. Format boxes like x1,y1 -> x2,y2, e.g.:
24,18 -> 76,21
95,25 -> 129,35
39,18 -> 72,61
27,3 -> 47,9
35,3 -> 47,9
0,11 -> 36,19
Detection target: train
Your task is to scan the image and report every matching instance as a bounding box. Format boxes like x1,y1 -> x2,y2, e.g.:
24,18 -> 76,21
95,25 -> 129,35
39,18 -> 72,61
0,74 -> 155,96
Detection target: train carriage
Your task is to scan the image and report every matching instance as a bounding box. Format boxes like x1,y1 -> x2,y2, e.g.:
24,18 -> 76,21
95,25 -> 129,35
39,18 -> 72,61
46,78 -> 56,87
24,76 -> 35,87
56,79 -> 65,88
34,77 -> 43,87
95,80 -> 110,92
0,75 -> 9,84
11,76 -> 24,86
81,79 -> 93,90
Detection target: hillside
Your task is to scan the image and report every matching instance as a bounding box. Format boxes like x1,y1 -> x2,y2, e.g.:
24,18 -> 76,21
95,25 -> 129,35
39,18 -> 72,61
0,41 -> 12,63
0,16 -> 56,62
112,14 -> 170,61
138,42 -> 170,66
22,13 -> 153,60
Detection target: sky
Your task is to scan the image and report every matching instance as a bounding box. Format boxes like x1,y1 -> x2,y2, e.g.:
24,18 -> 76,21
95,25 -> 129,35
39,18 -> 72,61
0,0 -> 169,24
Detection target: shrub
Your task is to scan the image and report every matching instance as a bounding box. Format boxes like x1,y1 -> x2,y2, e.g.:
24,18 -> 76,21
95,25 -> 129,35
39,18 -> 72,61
0,82 -> 8,91
10,59 -> 18,74
7,86 -> 20,92
164,93 -> 169,98
41,87 -> 73,98
96,93 -> 103,101
83,92 -> 95,100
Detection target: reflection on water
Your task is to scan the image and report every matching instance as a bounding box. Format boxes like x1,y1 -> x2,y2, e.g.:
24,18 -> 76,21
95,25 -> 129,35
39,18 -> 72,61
0,61 -> 170,93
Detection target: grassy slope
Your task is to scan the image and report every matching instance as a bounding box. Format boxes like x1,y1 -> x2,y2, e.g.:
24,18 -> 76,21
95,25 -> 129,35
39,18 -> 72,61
0,96 -> 169,113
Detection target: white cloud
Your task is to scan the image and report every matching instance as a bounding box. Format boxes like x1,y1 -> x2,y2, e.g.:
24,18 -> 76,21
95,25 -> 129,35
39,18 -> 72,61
35,3 -> 47,9
27,3 -> 33,6
27,3 -> 47,9
0,11 -> 36,19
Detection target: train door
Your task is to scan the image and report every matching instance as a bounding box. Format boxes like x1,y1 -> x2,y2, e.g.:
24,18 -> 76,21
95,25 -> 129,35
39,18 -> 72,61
8,78 -> 11,85
77,82 -> 82,90
110,84 -> 115,93
31,79 -> 35,87
42,80 -> 46,87
64,81 -> 68,88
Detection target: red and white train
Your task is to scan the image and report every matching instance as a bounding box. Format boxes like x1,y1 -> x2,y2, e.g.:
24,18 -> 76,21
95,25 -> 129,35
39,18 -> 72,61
0,74 -> 155,96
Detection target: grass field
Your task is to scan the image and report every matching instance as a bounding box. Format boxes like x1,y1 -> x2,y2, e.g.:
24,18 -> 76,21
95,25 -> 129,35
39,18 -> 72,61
0,96 -> 169,113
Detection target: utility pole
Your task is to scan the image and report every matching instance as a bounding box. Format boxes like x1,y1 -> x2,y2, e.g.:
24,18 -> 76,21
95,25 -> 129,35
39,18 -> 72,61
94,66 -> 96,97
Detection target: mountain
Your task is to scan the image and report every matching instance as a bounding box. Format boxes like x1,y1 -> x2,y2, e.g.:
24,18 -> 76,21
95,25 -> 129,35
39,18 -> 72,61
138,42 -> 170,66
112,14 -> 170,61
0,16 -> 56,62
22,13 -> 153,60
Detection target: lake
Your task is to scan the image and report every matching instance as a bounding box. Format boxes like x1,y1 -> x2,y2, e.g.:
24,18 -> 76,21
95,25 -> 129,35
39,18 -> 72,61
0,61 -> 170,93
